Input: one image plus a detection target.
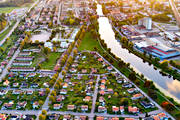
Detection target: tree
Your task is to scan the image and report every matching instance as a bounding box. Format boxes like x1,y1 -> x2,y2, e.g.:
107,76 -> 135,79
49,95 -> 55,103
42,110 -> 47,115
43,47 -> 51,55
39,100 -> 43,106
69,18 -> 75,25
160,61 -> 168,69
62,70 -> 66,75
161,101 -> 175,111
128,72 -> 136,81
51,90 -> 56,96
144,80 -> 151,88
39,114 -> 46,120
46,88 -> 50,94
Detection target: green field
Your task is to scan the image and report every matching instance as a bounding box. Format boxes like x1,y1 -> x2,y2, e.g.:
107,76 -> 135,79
78,32 -> 101,51
0,7 -> 20,13
0,21 -> 16,42
41,52 -> 61,70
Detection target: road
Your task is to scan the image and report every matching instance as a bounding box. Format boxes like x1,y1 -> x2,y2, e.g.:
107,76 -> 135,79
169,0 -> 180,26
0,20 -> 20,46
0,48 -> 20,82
0,110 -> 40,115
89,75 -> 100,119
57,2 -> 62,25
0,109 -> 165,119
35,0 -> 46,22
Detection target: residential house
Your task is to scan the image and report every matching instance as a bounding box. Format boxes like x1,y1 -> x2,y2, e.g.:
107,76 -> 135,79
100,85 -> 105,90
62,83 -> 68,88
26,90 -> 33,95
99,96 -> 105,103
98,106 -> 107,113
39,90 -> 45,96
0,114 -> 7,120
124,118 -> 135,120
30,83 -> 39,88
83,96 -> 91,102
13,83 -> 19,87
3,80 -> 9,86
10,67 -> 35,72
56,95 -> 65,102
12,90 -> 22,95
112,106 -> 119,113
33,101 -> 39,109
140,101 -> 154,109
120,106 -> 124,114
127,88 -> 136,94
122,83 -> 132,88
15,57 -> 33,61
0,90 -> 8,96
96,116 -> 104,120
12,61 -> 32,66
81,105 -> 88,112
128,106 -> 139,114
60,89 -> 67,95
63,115 -> 71,120
3,101 -> 14,109
131,93 -> 143,100
112,117 -> 119,120
67,105 -> 75,111
16,101 -> 27,109
99,90 -> 105,95
53,104 -> 61,110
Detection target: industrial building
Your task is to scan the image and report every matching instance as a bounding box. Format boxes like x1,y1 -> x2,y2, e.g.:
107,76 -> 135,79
138,17 -> 152,30
134,38 -> 180,60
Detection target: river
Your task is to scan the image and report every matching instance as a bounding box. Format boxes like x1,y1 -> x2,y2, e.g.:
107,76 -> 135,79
96,4 -> 180,103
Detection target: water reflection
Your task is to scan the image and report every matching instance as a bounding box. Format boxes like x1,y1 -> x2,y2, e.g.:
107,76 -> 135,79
96,4 -> 180,103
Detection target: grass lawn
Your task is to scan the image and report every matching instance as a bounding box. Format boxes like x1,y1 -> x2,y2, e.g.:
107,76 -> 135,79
0,7 -> 20,13
78,32 -> 101,51
41,52 -> 61,70
0,21 -> 16,42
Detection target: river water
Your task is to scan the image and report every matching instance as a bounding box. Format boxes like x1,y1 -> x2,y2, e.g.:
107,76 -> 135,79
96,4 -> 180,103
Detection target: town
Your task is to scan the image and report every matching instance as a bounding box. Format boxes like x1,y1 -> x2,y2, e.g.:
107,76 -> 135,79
0,0 -> 180,120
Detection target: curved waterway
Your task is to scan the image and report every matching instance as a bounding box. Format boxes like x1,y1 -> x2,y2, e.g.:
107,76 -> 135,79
96,4 -> 180,103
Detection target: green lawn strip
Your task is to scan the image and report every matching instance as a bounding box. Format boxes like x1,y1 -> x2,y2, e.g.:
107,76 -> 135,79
0,7 -> 20,13
41,52 -> 62,70
0,21 -> 16,42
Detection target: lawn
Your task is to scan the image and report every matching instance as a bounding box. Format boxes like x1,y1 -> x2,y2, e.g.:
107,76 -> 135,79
0,7 -> 20,13
41,52 -> 61,70
78,32 -> 101,51
0,21 -> 16,44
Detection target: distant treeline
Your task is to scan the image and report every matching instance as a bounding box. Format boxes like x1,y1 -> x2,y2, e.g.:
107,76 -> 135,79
0,0 -> 33,7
